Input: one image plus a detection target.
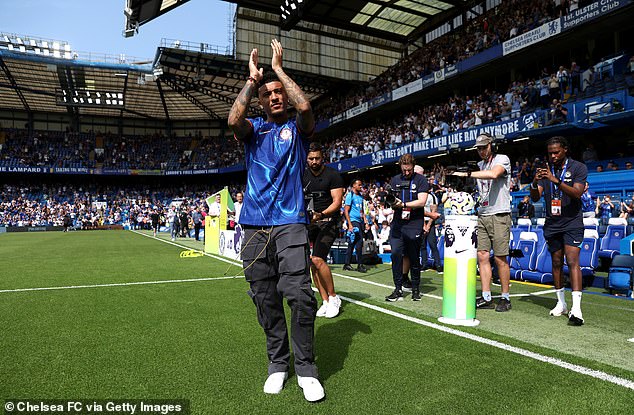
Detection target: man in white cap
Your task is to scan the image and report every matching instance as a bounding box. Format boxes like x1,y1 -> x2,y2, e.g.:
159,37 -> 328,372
451,132 -> 512,312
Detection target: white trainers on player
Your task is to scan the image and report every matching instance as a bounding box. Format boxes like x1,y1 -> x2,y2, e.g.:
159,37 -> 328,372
316,301 -> 328,317
263,372 -> 288,394
297,376 -> 325,402
325,295 -> 341,318
549,302 -> 569,317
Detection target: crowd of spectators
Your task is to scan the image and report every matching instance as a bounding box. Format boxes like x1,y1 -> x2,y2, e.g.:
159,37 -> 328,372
314,0 -> 575,122
324,67 -> 580,163
0,182 -> 243,228
0,129 -> 244,170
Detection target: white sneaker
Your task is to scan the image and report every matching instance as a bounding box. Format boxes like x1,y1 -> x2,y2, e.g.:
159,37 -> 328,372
263,372 -> 288,394
171,237 -> 175,241
297,376 -> 325,402
316,302 -> 328,317
549,302 -> 568,317
325,295 -> 341,318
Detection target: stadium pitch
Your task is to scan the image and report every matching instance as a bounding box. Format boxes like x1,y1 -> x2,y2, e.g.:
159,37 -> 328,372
1,230 -> 634,414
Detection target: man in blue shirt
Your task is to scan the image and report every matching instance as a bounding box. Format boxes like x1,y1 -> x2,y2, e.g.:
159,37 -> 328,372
227,39 -> 324,402
343,179 -> 368,273
580,182 -> 596,218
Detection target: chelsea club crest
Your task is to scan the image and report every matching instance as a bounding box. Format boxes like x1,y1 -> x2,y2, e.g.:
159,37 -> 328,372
279,127 -> 292,141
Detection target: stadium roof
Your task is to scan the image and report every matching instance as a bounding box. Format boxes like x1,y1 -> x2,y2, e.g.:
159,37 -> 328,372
0,36 -> 334,120
235,0 -> 467,43
126,0 -> 475,47
0,47 -> 209,120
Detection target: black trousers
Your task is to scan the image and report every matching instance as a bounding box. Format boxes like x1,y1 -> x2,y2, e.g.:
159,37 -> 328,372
241,223 -> 319,378
194,223 -> 202,240
390,224 -> 423,291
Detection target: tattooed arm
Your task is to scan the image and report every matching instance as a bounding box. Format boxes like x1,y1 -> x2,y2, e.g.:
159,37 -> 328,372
228,48 -> 263,141
270,39 -> 315,135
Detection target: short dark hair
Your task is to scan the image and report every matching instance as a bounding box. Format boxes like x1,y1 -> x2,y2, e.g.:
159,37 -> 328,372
308,142 -> 323,153
257,72 -> 280,89
351,178 -> 362,187
546,136 -> 569,149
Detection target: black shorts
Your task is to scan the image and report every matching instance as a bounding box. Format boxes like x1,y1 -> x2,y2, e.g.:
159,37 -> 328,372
152,222 -> 159,231
307,219 -> 339,260
544,226 -> 584,253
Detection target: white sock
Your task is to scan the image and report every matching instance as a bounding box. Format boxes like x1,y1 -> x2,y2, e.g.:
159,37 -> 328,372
571,291 -> 582,312
501,292 -> 510,301
555,288 -> 566,305
482,291 -> 492,301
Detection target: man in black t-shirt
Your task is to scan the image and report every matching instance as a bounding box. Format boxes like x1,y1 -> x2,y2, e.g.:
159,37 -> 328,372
303,143 -> 345,318
517,195 -> 535,219
150,208 -> 160,237
530,136 -> 587,326
385,154 -> 430,302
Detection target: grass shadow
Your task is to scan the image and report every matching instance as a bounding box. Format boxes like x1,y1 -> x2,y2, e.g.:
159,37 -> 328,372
518,293 -> 557,310
315,317 -> 372,381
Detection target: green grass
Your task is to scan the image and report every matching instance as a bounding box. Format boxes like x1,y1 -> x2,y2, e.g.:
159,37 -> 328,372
1,230 -> 634,414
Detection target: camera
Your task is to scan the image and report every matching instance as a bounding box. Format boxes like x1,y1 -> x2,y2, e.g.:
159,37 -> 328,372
304,190 -> 326,218
446,161 -> 479,174
384,181 -> 410,207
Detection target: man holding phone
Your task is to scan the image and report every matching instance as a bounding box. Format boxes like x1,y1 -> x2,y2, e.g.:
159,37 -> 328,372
530,136 -> 587,326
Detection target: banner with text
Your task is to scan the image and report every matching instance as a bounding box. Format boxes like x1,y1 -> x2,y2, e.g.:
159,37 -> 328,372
502,20 -> 562,56
561,0 -> 630,31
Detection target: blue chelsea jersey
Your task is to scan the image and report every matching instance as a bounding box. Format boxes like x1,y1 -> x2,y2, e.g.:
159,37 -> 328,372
240,117 -> 310,226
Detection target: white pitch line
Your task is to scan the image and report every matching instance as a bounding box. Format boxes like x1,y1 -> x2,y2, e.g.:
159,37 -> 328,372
628,338 -> 634,343
0,276 -> 241,293
130,230 -> 242,267
137,230 -> 634,391
332,271 -> 443,300
338,293 -> 634,391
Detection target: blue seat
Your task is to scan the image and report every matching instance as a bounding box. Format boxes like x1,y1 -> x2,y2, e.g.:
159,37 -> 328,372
583,217 -> 599,233
513,224 -> 531,232
599,223 -> 626,259
563,235 -> 599,278
608,255 -> 634,296
521,244 -> 554,284
532,227 -> 546,254
509,232 -> 539,280
510,228 -> 523,249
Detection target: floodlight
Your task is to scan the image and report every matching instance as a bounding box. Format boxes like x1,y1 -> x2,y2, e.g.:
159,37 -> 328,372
56,88 -> 124,109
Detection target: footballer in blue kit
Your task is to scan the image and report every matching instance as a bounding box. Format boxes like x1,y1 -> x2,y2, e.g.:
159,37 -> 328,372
240,117 -> 310,226
227,39 -> 324,402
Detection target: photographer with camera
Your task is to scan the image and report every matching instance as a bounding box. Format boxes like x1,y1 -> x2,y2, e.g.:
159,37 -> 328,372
451,133 -> 512,312
303,143 -> 345,318
530,136 -> 587,326
385,154 -> 431,302
546,99 -> 568,126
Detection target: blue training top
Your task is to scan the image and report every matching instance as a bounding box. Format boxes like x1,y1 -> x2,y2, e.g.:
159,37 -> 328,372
344,191 -> 364,224
239,117 -> 310,226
